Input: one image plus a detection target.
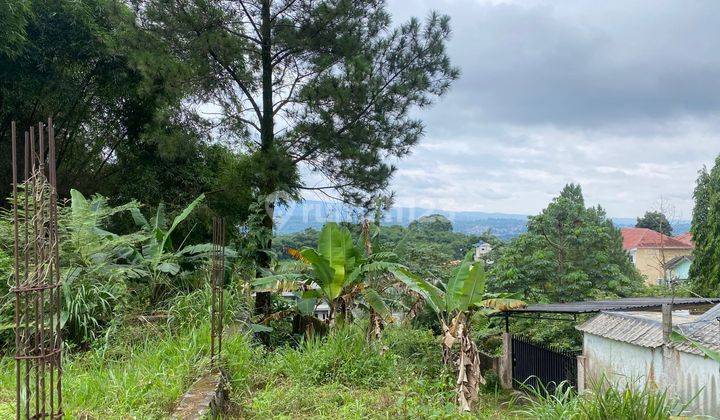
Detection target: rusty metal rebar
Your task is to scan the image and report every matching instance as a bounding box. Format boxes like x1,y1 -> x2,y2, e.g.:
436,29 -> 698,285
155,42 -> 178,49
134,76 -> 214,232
210,217 -> 226,368
12,120 -> 63,419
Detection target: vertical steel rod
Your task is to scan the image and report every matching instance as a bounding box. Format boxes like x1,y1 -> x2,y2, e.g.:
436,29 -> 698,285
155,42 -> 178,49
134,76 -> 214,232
23,130 -> 30,419
50,118 -> 62,418
13,120 -> 63,419
11,122 -> 20,420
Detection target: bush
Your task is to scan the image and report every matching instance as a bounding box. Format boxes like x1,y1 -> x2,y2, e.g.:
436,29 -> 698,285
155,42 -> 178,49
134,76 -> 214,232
166,283 -> 250,332
382,326 -> 442,376
268,325 -> 395,388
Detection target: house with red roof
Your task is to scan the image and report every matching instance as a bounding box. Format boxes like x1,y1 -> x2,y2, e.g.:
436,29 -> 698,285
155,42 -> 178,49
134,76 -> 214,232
673,232 -> 694,247
621,228 -> 694,285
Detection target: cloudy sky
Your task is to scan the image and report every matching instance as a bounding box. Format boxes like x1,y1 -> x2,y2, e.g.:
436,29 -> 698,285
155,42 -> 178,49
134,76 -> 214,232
377,0 -> 720,219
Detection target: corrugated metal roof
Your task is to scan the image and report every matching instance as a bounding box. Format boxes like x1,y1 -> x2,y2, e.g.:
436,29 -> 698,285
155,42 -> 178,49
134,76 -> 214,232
505,297 -> 720,314
577,309 -> 720,356
577,312 -> 665,348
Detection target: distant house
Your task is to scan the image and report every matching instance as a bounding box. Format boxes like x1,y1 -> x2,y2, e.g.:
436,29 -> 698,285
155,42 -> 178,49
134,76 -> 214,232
281,291 -> 331,321
665,255 -> 693,281
621,228 -> 693,285
577,305 -> 720,416
473,241 -> 492,261
674,232 -> 694,247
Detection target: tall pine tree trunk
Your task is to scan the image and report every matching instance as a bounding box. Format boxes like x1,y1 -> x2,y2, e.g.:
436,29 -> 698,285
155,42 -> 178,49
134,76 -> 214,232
253,0 -> 275,345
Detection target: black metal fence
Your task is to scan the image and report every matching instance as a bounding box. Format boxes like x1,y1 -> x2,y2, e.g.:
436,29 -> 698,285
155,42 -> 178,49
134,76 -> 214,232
511,335 -> 578,392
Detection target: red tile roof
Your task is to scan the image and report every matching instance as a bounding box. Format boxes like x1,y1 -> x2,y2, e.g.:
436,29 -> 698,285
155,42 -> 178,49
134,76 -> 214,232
674,232 -> 694,246
621,227 -> 693,250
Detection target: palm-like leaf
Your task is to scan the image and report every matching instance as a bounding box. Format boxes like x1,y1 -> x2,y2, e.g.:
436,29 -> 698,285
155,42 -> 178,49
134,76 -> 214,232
390,267 -> 445,314
361,287 -> 391,321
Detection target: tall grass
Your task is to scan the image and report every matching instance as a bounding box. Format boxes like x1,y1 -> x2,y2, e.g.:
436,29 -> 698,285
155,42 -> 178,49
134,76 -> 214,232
514,377 -> 693,420
229,324 -> 515,419
0,323 -> 253,419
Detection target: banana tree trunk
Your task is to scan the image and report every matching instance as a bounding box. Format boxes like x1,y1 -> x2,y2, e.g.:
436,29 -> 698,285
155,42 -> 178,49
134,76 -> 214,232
441,313 -> 485,412
367,308 -> 384,342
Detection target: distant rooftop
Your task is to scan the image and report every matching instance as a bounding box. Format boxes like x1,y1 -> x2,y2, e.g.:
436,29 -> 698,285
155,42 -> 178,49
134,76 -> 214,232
577,306 -> 720,356
665,254 -> 694,269
621,227 -> 693,250
503,297 -> 720,315
674,232 -> 694,246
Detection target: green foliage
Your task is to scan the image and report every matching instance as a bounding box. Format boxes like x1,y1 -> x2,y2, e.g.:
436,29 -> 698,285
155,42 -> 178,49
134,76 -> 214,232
166,283 -> 250,332
690,157 -> 720,295
133,0 -> 458,210
381,326 -> 443,377
0,0 -> 229,208
515,381 -> 580,419
268,326 -> 395,388
515,379 -> 693,420
490,184 -> 643,304
0,322 -> 253,418
408,214 -> 454,233
0,187 -> 213,348
229,323 -> 512,419
392,251 -> 523,324
274,221 -> 486,290
636,211 -> 673,236
254,222 -> 398,325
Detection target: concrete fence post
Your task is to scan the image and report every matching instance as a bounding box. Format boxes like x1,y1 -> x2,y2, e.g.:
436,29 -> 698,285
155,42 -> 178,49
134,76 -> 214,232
662,303 -> 672,345
499,332 -> 513,389
576,355 -> 586,393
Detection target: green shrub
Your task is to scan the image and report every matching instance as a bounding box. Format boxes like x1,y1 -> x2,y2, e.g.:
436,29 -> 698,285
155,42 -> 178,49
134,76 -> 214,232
268,325 -> 395,388
579,378 -> 693,419
382,326 -> 443,376
166,283 -> 250,332
514,380 -> 581,419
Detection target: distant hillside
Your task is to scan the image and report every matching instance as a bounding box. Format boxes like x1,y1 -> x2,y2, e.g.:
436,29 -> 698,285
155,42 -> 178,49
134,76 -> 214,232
273,200 -> 690,240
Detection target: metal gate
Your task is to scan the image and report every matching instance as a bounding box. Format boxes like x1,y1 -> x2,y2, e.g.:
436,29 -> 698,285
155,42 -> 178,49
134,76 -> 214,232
512,335 -> 578,392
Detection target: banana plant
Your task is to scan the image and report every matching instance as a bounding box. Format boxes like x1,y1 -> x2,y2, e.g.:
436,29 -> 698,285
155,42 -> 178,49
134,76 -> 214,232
391,252 -> 525,412
252,222 -> 397,329
127,194 -> 229,302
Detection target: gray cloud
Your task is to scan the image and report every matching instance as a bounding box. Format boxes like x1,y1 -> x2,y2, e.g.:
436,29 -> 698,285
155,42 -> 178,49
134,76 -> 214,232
372,0 -> 720,217
392,0 -> 720,127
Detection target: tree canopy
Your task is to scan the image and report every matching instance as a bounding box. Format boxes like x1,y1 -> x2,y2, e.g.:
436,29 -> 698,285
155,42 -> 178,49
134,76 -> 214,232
636,211 -> 673,236
408,214 -> 454,233
132,0 -> 459,209
690,157 -> 720,295
0,0 -> 253,216
489,184 -> 643,303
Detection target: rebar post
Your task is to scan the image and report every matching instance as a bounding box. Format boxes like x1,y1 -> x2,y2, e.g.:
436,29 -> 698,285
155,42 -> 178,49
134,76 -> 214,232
12,119 -> 63,419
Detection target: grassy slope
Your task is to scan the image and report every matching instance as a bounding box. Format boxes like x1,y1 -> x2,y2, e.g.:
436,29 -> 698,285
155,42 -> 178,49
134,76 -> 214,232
227,325 -> 516,419
0,323 -> 515,419
0,324 -> 247,419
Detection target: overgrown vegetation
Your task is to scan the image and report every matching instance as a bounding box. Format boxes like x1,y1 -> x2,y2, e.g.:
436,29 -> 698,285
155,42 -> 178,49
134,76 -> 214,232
515,379 -> 694,420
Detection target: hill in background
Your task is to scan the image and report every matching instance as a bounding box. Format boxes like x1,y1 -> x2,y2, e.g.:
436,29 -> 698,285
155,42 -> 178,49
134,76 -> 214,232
274,200 -> 690,240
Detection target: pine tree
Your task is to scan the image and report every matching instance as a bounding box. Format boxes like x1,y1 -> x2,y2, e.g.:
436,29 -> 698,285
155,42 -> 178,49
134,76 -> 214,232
490,184 -> 642,303
690,158 -> 720,295
132,0 -> 459,328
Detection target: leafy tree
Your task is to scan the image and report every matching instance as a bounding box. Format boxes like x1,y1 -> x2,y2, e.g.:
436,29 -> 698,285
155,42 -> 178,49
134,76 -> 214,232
690,158 -> 720,295
489,184 -> 642,303
132,0 -> 459,323
0,0 -> 244,215
636,211 -> 673,236
408,214 -> 453,233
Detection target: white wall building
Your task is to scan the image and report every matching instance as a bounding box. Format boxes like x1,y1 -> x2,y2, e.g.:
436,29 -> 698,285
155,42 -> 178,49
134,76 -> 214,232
577,306 -> 720,416
474,241 -> 492,261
